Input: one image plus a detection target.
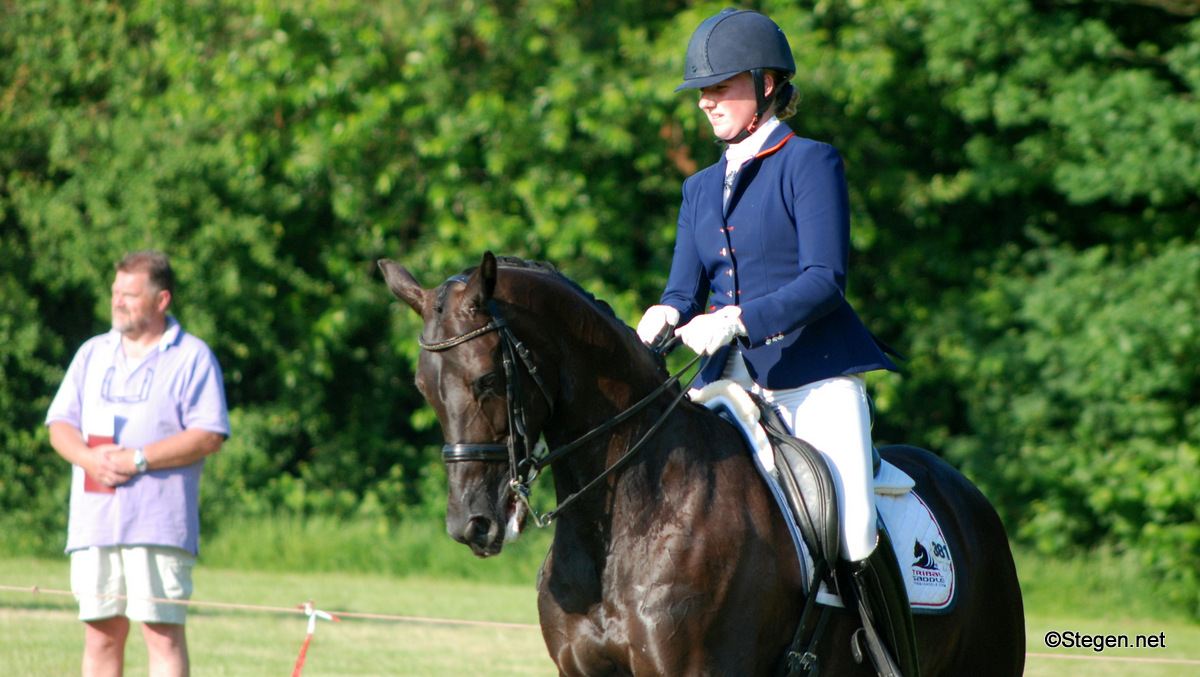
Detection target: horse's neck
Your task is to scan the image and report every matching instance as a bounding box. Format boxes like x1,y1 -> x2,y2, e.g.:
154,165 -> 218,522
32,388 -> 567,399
542,359 -> 678,522
548,356 -> 665,442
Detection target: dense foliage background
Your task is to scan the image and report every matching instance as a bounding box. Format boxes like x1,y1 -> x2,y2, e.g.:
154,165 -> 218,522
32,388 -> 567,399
2,0 -> 1198,615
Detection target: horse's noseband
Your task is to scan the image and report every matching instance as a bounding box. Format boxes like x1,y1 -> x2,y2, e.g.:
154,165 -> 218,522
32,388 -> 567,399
440,443 -> 511,463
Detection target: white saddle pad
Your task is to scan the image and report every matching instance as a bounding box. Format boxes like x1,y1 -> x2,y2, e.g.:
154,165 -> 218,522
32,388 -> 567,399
691,381 -> 957,613
877,492 -> 956,612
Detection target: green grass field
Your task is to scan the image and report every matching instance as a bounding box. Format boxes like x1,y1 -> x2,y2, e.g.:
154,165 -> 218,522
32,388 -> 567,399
1,557 -> 555,677
3,525 -> 1198,676
1015,547 -> 1200,676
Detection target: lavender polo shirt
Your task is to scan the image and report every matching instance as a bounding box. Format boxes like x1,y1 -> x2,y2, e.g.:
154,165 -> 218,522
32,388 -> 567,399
46,316 -> 230,555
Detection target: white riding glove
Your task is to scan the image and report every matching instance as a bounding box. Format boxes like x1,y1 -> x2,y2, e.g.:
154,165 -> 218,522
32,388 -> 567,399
636,305 -> 681,345
675,306 -> 746,355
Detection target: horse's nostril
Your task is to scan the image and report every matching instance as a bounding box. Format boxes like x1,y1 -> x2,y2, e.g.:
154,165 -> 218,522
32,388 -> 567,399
467,515 -> 492,543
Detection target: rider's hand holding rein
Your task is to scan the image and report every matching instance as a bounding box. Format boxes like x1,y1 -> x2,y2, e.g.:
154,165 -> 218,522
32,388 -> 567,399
635,304 -> 680,345
636,301 -> 750,356
675,306 -> 745,355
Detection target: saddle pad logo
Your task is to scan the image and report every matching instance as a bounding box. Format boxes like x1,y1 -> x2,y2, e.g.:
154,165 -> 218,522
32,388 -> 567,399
877,493 -> 957,613
911,539 -> 951,588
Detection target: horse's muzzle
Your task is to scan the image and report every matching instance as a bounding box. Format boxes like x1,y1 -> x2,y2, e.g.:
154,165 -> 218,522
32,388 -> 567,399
452,513 -> 505,558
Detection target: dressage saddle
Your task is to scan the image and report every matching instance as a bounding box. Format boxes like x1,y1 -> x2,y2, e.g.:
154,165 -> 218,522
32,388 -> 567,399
750,393 -> 919,677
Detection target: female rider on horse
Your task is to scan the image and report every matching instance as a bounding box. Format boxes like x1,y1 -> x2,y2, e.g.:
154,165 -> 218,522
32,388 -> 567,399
636,9 -> 919,676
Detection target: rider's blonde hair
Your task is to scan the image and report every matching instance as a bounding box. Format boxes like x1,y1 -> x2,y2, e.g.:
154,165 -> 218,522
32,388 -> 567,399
769,70 -> 801,121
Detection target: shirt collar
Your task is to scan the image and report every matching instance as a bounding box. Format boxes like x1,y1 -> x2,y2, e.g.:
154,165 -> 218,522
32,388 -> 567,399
103,315 -> 182,354
159,315 -> 182,352
724,116 -> 782,166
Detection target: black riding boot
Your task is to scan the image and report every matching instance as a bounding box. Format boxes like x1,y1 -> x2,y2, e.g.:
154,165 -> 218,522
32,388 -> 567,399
847,525 -> 921,677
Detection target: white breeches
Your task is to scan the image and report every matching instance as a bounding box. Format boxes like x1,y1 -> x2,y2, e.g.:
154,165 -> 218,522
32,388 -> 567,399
722,353 -> 878,562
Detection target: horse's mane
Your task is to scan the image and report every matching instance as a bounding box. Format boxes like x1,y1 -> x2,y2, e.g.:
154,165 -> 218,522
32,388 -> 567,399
456,256 -> 622,322
453,256 -> 667,372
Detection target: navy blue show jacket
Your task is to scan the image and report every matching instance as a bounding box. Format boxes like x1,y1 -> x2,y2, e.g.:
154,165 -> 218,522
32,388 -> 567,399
660,124 -> 898,389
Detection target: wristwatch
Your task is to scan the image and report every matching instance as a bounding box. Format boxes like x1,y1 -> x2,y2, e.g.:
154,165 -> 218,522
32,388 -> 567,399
133,447 -> 148,474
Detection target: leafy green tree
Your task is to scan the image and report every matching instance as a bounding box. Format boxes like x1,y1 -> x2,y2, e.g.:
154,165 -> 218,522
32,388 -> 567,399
874,0 -> 1200,611
3,0 -> 1199,614
937,242 -> 1200,609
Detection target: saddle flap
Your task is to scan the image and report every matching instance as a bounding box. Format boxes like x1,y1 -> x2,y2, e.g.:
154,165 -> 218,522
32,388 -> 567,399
754,393 -> 842,568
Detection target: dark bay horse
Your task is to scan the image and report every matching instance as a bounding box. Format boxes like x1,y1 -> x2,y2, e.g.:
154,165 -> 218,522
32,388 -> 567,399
379,251 -> 1024,676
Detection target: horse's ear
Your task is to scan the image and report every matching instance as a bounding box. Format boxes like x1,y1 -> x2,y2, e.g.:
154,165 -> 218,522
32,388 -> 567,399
378,259 -> 429,316
463,251 -> 498,313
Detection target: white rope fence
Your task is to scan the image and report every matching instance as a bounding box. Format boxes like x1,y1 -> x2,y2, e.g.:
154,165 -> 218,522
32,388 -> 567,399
5,583 -> 1199,670
1,582 -> 539,675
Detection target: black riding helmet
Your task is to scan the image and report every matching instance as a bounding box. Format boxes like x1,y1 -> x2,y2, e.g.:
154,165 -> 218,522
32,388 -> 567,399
677,8 -> 795,143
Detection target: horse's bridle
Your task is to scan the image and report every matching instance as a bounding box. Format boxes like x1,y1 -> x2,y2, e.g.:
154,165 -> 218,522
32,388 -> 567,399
419,300 -> 703,527
420,302 -> 550,472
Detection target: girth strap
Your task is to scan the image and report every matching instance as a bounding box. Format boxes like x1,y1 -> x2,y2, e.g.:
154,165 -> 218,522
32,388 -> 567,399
780,559 -> 833,677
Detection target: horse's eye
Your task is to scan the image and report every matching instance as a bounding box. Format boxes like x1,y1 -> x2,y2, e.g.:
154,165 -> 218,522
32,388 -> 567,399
473,372 -> 500,396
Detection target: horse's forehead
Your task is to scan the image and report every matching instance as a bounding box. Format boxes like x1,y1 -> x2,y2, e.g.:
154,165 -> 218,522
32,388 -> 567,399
433,275 -> 470,313
416,333 -> 494,388
417,283 -> 501,379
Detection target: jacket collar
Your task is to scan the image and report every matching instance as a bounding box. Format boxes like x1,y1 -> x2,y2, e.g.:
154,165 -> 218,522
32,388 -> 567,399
714,123 -> 796,216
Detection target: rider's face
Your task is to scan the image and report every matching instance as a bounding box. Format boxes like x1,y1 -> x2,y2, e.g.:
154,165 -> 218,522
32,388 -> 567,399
698,72 -> 773,141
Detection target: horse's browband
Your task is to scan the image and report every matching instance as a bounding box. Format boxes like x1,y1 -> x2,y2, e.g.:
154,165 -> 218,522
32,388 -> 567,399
418,318 -> 506,352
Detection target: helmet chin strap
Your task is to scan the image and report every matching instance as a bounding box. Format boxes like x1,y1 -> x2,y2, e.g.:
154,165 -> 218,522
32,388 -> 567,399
723,68 -> 770,146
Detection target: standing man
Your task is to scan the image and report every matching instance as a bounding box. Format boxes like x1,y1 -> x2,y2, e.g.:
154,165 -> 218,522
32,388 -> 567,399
47,250 -> 229,677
